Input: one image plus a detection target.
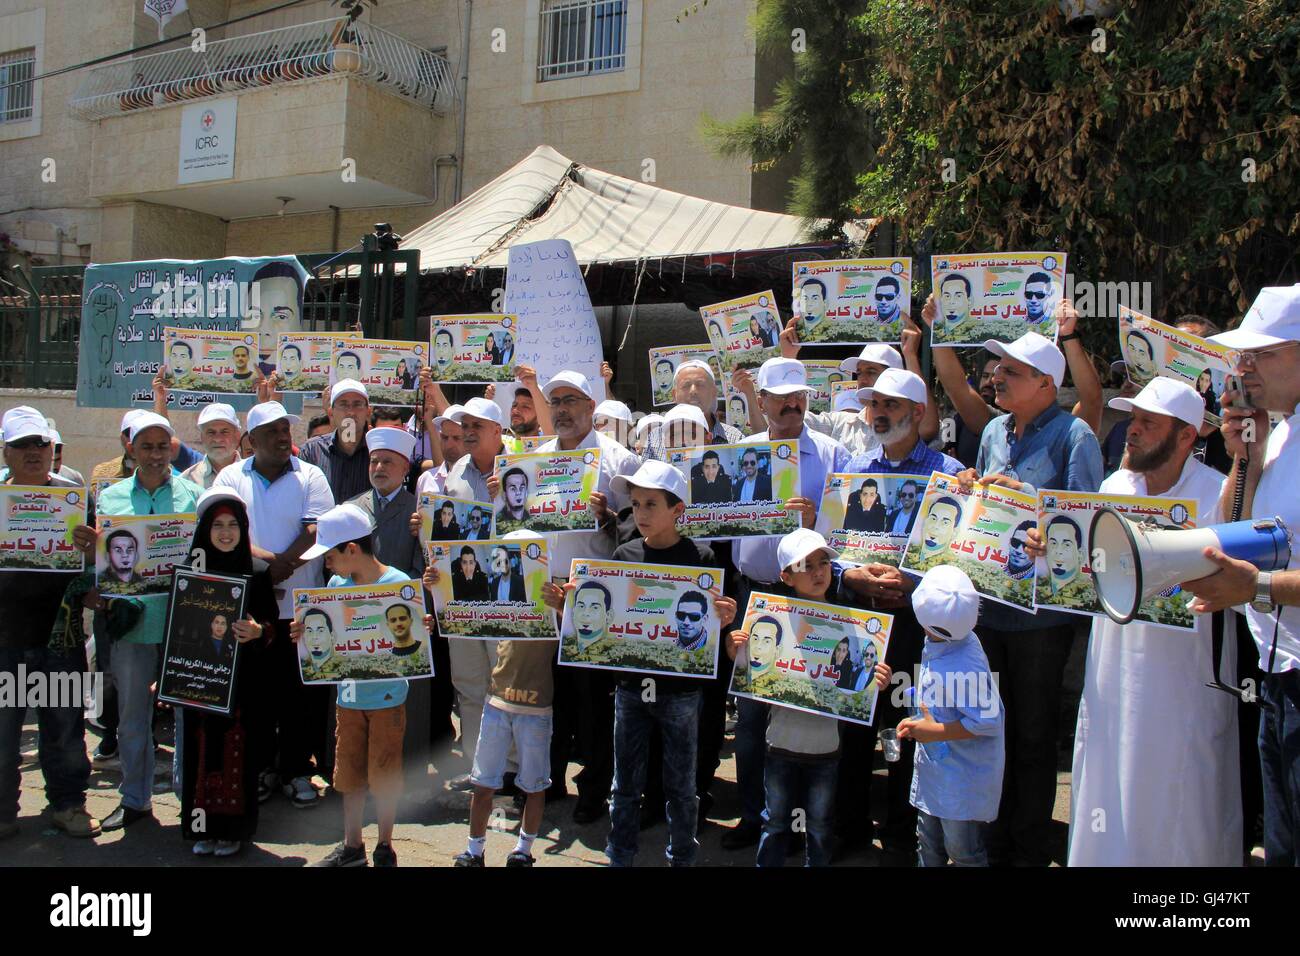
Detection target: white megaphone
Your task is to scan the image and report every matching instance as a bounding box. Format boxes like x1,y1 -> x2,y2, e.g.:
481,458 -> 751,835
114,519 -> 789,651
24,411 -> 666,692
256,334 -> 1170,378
1088,508 -> 1292,624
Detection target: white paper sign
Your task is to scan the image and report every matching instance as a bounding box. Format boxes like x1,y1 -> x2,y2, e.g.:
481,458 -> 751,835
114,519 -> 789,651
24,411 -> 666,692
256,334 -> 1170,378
179,98 -> 236,185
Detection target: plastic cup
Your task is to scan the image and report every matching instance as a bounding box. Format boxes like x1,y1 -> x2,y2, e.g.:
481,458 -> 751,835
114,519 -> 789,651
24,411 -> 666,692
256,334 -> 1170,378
880,728 -> 900,762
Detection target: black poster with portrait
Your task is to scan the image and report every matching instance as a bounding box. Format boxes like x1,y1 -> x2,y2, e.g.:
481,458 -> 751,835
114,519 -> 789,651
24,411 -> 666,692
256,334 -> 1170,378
159,568 -> 248,714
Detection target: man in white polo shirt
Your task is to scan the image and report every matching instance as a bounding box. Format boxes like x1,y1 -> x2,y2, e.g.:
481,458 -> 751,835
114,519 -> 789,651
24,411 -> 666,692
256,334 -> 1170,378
212,401 -> 335,808
1184,283 -> 1300,865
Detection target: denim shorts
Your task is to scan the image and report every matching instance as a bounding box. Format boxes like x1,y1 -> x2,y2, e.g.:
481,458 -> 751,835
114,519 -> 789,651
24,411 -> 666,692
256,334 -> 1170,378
471,699 -> 553,793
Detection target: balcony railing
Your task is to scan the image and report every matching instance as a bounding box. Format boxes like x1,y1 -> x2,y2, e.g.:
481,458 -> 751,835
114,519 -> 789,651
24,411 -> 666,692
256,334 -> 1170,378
68,18 -> 456,121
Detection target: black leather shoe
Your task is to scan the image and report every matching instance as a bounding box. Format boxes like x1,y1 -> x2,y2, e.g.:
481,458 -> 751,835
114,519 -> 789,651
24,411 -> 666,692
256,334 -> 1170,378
720,820 -> 761,850
101,803 -> 152,831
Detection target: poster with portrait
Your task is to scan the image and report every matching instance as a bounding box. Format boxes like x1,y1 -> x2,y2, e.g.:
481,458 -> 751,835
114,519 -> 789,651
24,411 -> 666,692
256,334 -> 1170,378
158,569 -> 248,714
328,338 -> 426,405
0,485 -> 86,572
418,492 -> 495,545
275,331 -> 362,393
1117,306 -> 1227,428
667,439 -> 800,539
161,327 -> 261,394
899,473 -> 1039,611
700,291 -> 782,374
492,449 -> 601,535
719,382 -> 755,437
428,313 -> 520,384
730,591 -> 893,727
647,344 -> 718,407
95,513 -> 196,597
519,434 -> 555,453
293,581 -> 432,685
1034,490 -> 1198,630
426,538 -> 557,640
929,251 -> 1067,347
558,559 -> 723,678
804,359 -> 849,415
814,472 -> 929,568
792,258 -> 912,345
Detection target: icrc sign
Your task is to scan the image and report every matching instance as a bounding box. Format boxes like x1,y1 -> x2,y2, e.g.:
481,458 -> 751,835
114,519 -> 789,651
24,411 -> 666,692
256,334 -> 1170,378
178,97 -> 236,184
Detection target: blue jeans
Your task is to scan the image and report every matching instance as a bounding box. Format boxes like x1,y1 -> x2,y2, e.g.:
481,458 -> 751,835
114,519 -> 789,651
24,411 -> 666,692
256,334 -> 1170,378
607,687 -> 701,866
1259,670 -> 1300,865
734,695 -> 768,828
756,751 -> 837,867
917,810 -> 988,866
110,641 -> 159,812
0,646 -> 92,822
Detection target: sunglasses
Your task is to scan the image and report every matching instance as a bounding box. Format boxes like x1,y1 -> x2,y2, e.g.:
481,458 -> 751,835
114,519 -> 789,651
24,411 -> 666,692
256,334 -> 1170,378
7,437 -> 51,450
1024,290 -> 1049,300
874,292 -> 896,302
676,610 -> 704,623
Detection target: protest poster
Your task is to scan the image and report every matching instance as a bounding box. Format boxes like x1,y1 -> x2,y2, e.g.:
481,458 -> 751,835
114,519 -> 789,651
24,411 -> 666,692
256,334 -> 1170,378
492,449 -> 600,535
700,291 -> 782,373
804,359 -> 850,415
648,344 -> 719,406
792,258 -> 912,345
1117,306 -> 1227,428
730,591 -> 893,726
929,251 -> 1067,347
426,538 -> 557,640
294,580 -> 432,685
900,473 -> 1039,611
158,569 -> 248,714
429,313 -> 520,383
1035,490 -> 1198,630
814,472 -> 929,568
96,513 -> 195,597
719,383 -> 755,436
329,338 -> 426,405
275,330 -> 361,393
418,492 -> 495,545
161,327 -> 261,394
558,558 -> 723,678
0,485 -> 86,572
503,238 -> 606,402
667,439 -> 800,539
76,256 -> 309,413
519,434 -> 556,453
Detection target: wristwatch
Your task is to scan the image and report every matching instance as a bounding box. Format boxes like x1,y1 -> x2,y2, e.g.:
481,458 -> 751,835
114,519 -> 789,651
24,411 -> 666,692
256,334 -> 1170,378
1251,571 -> 1275,613
1058,332 -> 1081,343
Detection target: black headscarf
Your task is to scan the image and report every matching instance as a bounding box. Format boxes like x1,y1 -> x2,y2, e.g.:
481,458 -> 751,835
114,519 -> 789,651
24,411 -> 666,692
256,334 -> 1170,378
192,499 -> 255,576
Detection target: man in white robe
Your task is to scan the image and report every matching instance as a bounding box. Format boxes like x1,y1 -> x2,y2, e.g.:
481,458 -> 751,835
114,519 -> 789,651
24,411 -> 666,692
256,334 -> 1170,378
1057,378 -> 1242,865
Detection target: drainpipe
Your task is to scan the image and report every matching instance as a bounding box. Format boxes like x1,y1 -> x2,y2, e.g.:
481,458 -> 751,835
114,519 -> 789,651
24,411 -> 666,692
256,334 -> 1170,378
329,205 -> 341,252
453,0 -> 472,203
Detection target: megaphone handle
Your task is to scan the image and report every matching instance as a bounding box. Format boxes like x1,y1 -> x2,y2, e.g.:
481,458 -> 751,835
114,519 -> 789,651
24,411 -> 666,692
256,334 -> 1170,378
1229,446 -> 1249,523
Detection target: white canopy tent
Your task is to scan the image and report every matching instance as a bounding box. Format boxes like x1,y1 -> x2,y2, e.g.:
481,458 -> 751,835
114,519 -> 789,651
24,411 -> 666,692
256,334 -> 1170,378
401,145 -> 871,271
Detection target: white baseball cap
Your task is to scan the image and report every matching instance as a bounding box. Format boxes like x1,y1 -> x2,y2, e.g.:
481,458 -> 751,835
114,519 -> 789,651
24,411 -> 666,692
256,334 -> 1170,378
195,487 -> 246,524
856,367 -> 928,407
246,401 -> 301,433
197,402 -> 242,431
983,331 -> 1066,388
635,413 -> 665,436
777,528 -> 838,573
330,378 -> 368,405
128,411 -> 175,443
366,425 -> 417,459
433,404 -> 465,432
594,400 -> 634,424
912,565 -> 980,640
2,406 -> 51,443
674,359 -> 716,384
610,459 -> 689,502
301,502 -> 375,560
662,403 -> 709,432
1208,284 -> 1300,351
756,357 -> 814,396
542,370 -> 594,401
450,397 -> 503,428
839,344 -> 903,376
832,391 -> 864,414
1107,376 -> 1205,429
120,409 -> 148,434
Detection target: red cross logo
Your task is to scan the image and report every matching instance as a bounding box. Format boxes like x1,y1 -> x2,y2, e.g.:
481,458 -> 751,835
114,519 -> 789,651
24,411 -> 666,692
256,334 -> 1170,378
202,111 -> 215,130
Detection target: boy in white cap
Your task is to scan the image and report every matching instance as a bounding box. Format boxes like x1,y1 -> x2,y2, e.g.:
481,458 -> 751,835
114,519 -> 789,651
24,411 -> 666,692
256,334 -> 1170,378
727,528 -> 891,866
594,399 -> 635,450
542,459 -> 736,865
903,565 -> 1004,867
293,503 -> 412,867
299,378 -> 373,504
181,403 -> 243,489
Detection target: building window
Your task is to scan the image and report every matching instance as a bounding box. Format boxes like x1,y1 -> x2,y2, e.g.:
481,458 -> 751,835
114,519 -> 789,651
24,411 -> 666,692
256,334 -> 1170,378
538,0 -> 627,82
0,48 -> 35,124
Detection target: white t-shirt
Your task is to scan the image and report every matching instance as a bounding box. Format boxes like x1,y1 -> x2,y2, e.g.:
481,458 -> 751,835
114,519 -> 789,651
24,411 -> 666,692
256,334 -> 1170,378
1248,403 -> 1300,672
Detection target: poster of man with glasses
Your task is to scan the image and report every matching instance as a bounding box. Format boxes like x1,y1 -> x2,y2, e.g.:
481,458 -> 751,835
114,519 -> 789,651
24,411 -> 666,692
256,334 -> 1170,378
928,251 -> 1067,347
791,258 -> 912,345
814,472 -> 929,568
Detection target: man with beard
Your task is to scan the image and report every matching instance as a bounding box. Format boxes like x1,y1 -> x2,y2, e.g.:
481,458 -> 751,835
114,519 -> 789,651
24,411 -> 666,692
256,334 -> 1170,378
1005,520 -> 1037,581
874,276 -> 905,326
487,545 -> 527,604
1040,377 -> 1239,865
732,448 -> 772,503
886,480 -> 923,536
644,360 -> 745,461
231,344 -> 256,386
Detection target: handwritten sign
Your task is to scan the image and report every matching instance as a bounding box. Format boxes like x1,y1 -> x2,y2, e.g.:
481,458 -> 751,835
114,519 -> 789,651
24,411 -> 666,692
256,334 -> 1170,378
428,314 -> 519,383
427,538 -> 556,640
158,569 -> 248,714
162,327 -> 261,394
492,449 -> 601,535
792,258 -> 912,345
293,580 -> 432,685
668,439 -> 800,539
929,251 -> 1067,347
700,290 -> 782,373
96,513 -> 196,597
0,485 -> 86,572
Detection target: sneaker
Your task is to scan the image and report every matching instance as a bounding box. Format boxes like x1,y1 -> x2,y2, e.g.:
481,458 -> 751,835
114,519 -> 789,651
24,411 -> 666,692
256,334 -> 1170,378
213,840 -> 242,858
192,840 -> 216,856
313,842 -> 367,867
373,842 -> 398,867
257,771 -> 278,804
283,776 -> 319,808
453,850 -> 485,867
92,740 -> 120,768
505,850 -> 535,867
50,806 -> 101,838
